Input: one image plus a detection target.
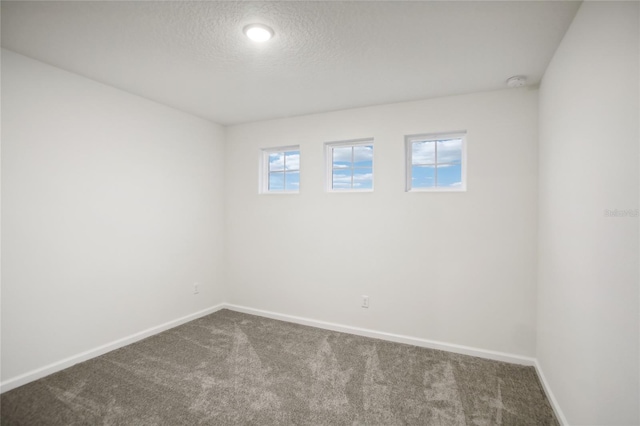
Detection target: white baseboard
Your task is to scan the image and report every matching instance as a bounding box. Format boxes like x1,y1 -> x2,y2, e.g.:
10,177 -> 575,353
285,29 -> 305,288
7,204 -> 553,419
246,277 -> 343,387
534,360 -> 568,426
223,303 -> 537,366
228,304 -> 571,422
2,301 -> 564,425
0,304 -> 226,394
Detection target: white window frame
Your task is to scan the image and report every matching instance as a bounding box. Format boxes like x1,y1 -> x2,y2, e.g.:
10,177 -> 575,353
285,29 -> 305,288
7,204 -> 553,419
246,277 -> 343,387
405,131 -> 467,192
259,145 -> 300,194
324,138 -> 374,192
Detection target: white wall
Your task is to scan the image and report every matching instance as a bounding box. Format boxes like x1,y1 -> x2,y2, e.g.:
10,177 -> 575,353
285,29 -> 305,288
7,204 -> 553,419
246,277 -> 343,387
225,88 -> 539,357
3,6 -> 637,421
1,50 -> 227,382
537,2 -> 639,425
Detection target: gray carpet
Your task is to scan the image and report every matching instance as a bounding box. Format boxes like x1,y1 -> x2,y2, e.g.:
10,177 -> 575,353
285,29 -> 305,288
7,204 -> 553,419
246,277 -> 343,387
1,309 -> 558,425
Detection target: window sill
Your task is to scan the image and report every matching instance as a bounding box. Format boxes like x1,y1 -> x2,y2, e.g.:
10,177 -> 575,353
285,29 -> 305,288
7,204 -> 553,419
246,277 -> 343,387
259,191 -> 300,195
406,187 -> 466,193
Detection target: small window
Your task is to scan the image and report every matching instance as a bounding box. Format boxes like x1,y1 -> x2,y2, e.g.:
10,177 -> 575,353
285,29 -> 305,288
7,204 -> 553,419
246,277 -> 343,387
405,132 -> 466,192
260,146 -> 300,193
325,139 -> 374,192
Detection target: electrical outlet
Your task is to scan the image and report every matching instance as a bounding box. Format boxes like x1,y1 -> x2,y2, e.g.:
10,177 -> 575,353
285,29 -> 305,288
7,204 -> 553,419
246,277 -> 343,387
362,295 -> 369,308
193,282 -> 199,294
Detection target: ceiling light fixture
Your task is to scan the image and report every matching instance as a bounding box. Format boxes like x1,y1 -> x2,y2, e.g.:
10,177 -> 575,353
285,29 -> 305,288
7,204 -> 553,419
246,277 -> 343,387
506,75 -> 527,88
243,24 -> 274,42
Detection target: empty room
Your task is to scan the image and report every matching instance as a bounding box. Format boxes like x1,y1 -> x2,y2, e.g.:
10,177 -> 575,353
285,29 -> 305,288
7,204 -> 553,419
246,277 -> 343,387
1,1 -> 638,425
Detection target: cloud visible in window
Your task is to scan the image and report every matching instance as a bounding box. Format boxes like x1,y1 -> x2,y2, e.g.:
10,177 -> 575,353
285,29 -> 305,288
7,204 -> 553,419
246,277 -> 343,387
412,138 -> 461,165
332,145 -> 373,164
269,150 -> 300,172
332,171 -> 373,189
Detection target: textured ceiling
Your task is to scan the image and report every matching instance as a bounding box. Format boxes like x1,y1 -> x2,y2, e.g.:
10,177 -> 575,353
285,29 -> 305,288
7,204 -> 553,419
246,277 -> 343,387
1,1 -> 580,125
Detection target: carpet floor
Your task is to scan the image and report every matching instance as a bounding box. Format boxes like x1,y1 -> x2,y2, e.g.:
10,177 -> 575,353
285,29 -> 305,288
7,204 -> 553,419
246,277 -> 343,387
1,309 -> 558,425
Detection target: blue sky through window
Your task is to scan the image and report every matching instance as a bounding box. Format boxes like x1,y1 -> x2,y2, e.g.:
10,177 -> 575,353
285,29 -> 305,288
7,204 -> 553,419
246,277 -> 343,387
331,144 -> 373,190
268,149 -> 300,192
410,138 -> 462,188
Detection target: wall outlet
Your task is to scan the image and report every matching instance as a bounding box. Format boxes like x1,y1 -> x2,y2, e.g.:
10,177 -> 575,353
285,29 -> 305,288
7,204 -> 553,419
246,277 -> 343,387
193,282 -> 199,294
362,295 -> 369,308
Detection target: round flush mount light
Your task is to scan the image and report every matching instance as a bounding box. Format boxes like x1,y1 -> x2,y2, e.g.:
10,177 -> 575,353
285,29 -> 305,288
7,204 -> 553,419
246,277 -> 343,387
506,75 -> 527,88
243,24 -> 274,42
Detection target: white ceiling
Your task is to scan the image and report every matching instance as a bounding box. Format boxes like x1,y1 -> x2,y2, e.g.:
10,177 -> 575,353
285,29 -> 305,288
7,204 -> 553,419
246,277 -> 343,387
1,1 -> 580,125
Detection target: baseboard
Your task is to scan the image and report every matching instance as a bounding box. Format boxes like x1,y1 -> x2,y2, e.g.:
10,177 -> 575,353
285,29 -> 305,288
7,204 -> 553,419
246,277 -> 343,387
229,303 -> 570,422
2,301 -> 564,424
0,303 -> 226,394
223,303 -> 537,366
534,360 -> 568,426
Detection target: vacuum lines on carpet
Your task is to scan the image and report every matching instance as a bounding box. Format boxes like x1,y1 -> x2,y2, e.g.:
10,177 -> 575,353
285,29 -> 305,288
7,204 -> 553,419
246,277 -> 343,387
1,309 -> 558,425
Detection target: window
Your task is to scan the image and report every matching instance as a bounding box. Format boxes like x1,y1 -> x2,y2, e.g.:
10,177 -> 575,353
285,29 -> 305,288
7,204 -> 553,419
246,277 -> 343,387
325,139 -> 374,191
405,132 -> 466,191
260,146 -> 300,193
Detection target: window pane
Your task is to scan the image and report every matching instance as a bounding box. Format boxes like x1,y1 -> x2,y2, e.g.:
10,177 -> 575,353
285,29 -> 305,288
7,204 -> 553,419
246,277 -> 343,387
332,169 -> 352,189
285,150 -> 300,171
353,145 -> 373,167
333,146 -> 352,169
353,167 -> 373,189
268,172 -> 284,191
436,164 -> 462,188
284,171 -> 299,191
437,139 -> 462,164
412,165 -> 435,188
269,152 -> 284,172
412,141 -> 435,165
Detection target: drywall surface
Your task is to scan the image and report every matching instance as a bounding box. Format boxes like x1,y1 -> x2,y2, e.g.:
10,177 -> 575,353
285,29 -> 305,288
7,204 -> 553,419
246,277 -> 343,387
1,50 -> 227,381
1,1 -> 579,125
538,2 -> 639,424
225,88 -> 539,357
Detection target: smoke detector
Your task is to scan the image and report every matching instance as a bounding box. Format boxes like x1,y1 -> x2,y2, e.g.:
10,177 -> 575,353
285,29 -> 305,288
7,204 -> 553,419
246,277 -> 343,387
506,76 -> 527,88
